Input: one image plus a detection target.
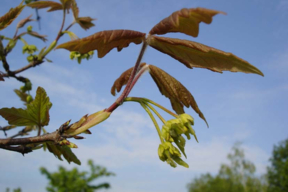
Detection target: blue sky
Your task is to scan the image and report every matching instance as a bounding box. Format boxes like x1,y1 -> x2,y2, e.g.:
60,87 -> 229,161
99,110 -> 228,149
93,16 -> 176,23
0,0 -> 288,191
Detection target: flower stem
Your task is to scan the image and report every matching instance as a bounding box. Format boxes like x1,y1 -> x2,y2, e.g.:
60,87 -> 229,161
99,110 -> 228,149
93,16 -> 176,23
145,103 -> 166,124
140,102 -> 164,143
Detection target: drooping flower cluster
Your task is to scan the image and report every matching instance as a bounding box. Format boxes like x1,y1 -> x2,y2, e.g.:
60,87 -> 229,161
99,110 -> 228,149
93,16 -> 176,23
159,113 -> 198,168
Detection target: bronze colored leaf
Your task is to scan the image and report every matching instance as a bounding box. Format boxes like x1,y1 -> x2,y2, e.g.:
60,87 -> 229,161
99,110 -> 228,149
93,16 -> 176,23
148,65 -> 208,126
27,1 -> 63,12
149,7 -> 225,37
27,31 -> 48,42
111,63 -> 147,96
0,2 -> 25,30
71,0 -> 79,19
70,0 -> 95,30
16,14 -> 35,29
56,30 -> 146,58
147,36 -> 264,76
60,0 -> 73,12
77,17 -> 96,30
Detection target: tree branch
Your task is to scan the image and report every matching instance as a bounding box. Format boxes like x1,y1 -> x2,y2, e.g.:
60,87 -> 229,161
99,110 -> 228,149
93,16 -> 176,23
0,131 -> 60,146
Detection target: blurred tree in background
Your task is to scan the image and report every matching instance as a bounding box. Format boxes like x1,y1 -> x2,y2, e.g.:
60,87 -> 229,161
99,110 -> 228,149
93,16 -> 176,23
187,143 -> 268,192
40,160 -> 115,192
267,139 -> 288,192
5,188 -> 21,192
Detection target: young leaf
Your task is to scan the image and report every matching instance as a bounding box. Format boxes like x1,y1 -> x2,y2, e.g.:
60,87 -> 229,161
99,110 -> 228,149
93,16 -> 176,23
60,0 -> 73,12
71,0 -> 79,18
68,0 -> 96,30
60,145 -> 81,165
14,89 -> 30,102
16,14 -> 35,29
63,31 -> 78,40
111,63 -> 147,95
147,36 -> 264,76
77,17 -> 96,30
0,87 -> 52,126
26,1 -> 63,12
149,8 -> 225,37
46,142 -> 81,165
0,2 -> 25,30
110,63 -> 208,126
56,30 -> 146,57
148,65 -> 208,126
27,31 -> 48,42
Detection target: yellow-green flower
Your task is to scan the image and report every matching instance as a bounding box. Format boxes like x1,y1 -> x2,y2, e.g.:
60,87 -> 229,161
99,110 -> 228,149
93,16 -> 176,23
158,142 -> 189,168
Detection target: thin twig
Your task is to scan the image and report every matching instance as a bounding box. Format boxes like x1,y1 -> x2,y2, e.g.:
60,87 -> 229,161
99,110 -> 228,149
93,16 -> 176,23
0,145 -> 32,155
55,10 -> 66,42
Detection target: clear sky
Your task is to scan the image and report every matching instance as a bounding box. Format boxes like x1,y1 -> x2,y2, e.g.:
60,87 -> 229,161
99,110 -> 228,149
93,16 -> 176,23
1,0 -> 288,191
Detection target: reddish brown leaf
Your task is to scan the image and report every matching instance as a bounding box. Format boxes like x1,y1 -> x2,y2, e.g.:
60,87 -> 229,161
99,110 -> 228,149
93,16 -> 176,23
56,30 -> 146,58
0,2 -> 25,30
16,14 -> 35,29
149,7 -> 225,37
71,0 -> 79,18
147,36 -> 264,76
60,0 -> 73,12
148,65 -> 208,126
111,63 -> 147,96
77,17 -> 96,30
70,0 -> 95,30
27,1 -> 63,12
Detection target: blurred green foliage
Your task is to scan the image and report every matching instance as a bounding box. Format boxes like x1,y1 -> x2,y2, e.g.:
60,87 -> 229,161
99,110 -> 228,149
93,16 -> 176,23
40,160 -> 115,192
187,143 -> 268,192
267,139 -> 288,192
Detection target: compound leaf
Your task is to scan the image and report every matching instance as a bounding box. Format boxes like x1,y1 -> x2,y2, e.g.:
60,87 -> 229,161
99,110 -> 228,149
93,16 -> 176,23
149,7 -> 225,37
147,36 -> 264,76
110,63 -> 208,126
56,30 -> 146,57
0,1 -> 25,30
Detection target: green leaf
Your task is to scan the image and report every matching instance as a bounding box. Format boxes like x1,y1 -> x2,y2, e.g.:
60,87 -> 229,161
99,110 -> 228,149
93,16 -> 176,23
61,146 -> 81,165
0,1 -> 25,30
0,87 -> 52,126
46,142 -> 81,165
14,89 -> 29,103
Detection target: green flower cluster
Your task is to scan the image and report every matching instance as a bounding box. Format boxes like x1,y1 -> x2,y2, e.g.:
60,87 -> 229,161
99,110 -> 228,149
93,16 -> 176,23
22,44 -> 37,54
159,114 -> 198,168
158,142 -> 189,168
70,51 -> 94,64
